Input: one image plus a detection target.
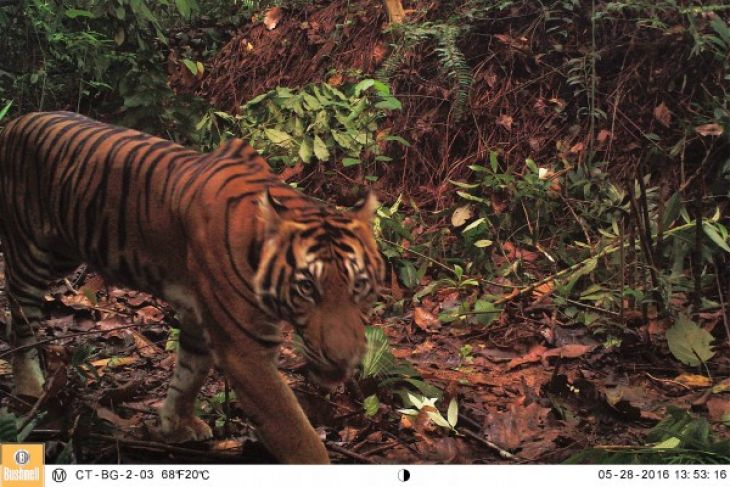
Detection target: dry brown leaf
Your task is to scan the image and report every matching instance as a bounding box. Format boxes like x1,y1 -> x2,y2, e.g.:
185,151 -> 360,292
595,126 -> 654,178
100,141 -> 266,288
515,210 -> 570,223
263,7 -> 283,30
496,114 -> 513,131
413,307 -> 440,331
97,406 -> 134,428
597,129 -> 613,143
135,305 -> 164,324
419,367 -> 498,386
280,162 -> 304,181
569,142 -> 585,154
506,345 -> 548,370
707,397 -> 730,423
130,330 -> 162,358
338,426 -> 360,443
451,204 -> 472,227
654,102 -> 672,127
674,373 -> 712,388
543,343 -> 595,360
695,123 -> 723,136
91,357 -> 140,369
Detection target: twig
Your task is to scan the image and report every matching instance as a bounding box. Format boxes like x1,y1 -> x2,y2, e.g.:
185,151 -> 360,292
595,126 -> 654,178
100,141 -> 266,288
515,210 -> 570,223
0,323 -> 148,359
325,441 -> 376,464
88,433 -> 244,460
457,413 -> 520,460
718,265 -> 730,350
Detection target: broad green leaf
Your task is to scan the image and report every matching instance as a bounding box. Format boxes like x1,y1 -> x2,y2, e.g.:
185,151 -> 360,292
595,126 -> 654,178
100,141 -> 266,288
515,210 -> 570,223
472,300 -> 500,326
342,157 -> 360,167
474,239 -> 493,248
353,79 -> 375,96
174,0 -> 192,18
703,223 -> 730,253
298,137 -> 313,163
652,437 -> 681,449
264,128 -> 292,146
363,394 -> 380,417
661,191 -> 682,230
313,135 -> 330,161
375,97 -> 402,110
181,59 -> 198,75
331,130 -> 353,149
384,135 -> 411,147
65,9 -> 95,18
666,314 -> 716,366
398,261 -> 418,288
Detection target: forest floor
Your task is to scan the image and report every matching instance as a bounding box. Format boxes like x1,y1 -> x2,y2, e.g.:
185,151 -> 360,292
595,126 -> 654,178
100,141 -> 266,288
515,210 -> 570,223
0,264 -> 728,464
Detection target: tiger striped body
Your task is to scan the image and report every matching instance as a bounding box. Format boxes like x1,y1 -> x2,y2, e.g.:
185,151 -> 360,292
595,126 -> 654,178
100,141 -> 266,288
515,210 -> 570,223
0,111 -> 383,463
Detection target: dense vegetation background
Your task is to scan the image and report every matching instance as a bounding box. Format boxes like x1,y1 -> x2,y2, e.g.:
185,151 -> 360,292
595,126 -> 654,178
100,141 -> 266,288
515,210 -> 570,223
0,0 -> 729,464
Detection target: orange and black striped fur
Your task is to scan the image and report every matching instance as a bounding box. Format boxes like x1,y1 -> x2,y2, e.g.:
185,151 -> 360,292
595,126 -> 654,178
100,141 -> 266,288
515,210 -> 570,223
0,111 -> 384,463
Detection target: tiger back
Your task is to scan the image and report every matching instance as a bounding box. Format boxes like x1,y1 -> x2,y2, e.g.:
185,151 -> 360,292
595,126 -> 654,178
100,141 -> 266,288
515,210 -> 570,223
0,111 -> 384,464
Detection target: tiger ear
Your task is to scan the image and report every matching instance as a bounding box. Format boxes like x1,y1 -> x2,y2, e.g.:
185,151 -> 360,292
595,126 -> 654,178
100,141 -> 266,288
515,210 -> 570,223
351,190 -> 379,224
259,188 -> 287,238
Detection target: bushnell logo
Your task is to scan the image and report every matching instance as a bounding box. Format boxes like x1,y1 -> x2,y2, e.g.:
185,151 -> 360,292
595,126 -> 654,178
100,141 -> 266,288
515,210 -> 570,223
1,443 -> 44,487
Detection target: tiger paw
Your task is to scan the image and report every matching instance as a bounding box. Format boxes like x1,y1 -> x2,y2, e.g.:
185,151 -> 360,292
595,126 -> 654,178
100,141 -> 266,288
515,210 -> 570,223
159,415 -> 213,443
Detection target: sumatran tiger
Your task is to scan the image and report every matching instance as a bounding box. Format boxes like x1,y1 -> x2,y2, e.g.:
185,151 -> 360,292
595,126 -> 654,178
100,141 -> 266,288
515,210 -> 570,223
0,111 -> 384,464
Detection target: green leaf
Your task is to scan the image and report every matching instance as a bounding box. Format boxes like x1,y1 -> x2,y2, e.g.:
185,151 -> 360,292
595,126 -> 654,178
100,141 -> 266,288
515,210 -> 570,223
353,79 -> 375,96
181,59 -> 198,75
375,97 -> 402,110
342,157 -> 361,167
666,314 -> 716,367
313,135 -> 330,161
264,128 -> 292,146
0,100 -> 12,122
473,300 -> 500,326
363,394 -> 380,417
65,9 -> 96,18
474,239 -> 493,248
447,398 -> 459,428
661,192 -> 682,230
384,135 -> 411,147
331,130 -> 353,150
398,261 -> 418,288
245,93 -> 269,106
174,0 -> 193,18
298,137 -> 313,163
703,223 -> 730,253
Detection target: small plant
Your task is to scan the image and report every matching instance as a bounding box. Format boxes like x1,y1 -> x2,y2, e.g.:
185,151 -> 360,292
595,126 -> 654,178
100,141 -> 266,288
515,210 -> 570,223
566,407 -> 730,464
198,79 -> 406,171
398,393 -> 459,433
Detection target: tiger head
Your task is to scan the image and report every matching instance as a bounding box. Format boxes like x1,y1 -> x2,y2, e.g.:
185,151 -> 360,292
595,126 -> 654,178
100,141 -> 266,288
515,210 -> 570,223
254,191 -> 384,389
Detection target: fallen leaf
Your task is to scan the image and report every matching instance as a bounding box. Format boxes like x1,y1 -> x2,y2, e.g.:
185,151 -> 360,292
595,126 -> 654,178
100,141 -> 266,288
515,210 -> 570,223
484,401 -> 551,450
695,123 -> 724,136
91,357 -> 140,370
712,377 -> 730,394
706,397 -> 730,423
596,129 -> 613,143
135,305 -> 164,324
97,406 -> 134,428
130,330 -> 162,358
674,373 -> 712,388
543,343 -> 595,360
654,102 -> 672,127
666,314 -> 715,366
263,6 -> 283,30
569,142 -> 585,154
338,426 -> 359,443
451,204 -> 472,227
496,114 -> 513,131
413,307 -> 440,331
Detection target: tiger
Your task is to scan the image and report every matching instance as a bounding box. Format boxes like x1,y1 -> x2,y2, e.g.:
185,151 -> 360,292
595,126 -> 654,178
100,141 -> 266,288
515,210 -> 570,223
0,111 -> 384,464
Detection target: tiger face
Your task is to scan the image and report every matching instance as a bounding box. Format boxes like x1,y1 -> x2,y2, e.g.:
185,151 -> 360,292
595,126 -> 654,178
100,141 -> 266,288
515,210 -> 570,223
254,191 -> 384,388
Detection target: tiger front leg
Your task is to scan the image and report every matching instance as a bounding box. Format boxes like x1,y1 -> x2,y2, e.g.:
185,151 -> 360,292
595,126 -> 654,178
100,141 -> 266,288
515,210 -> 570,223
212,335 -> 330,464
159,336 -> 213,443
